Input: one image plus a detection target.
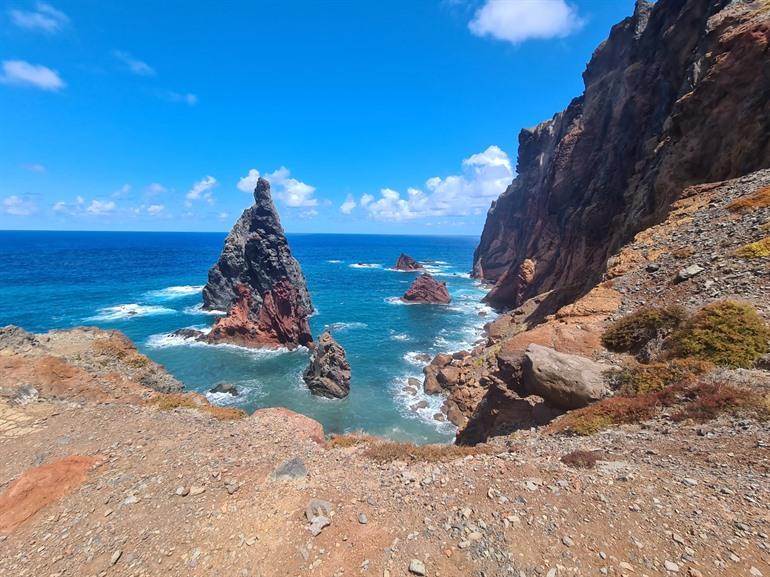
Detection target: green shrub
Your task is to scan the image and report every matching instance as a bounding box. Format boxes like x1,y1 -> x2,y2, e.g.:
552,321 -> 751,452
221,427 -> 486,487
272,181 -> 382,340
602,306 -> 688,353
669,301 -> 770,368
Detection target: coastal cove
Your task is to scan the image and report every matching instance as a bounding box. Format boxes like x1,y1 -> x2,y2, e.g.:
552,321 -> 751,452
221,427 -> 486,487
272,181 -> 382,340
0,230 -> 491,443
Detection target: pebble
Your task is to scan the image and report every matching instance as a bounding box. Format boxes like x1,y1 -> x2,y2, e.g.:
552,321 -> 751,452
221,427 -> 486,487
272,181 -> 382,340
682,478 -> 698,487
175,486 -> 189,497
110,550 -> 122,565
408,559 -> 426,575
358,513 -> 368,525
562,536 -> 574,547
189,485 -> 206,496
664,560 -> 680,572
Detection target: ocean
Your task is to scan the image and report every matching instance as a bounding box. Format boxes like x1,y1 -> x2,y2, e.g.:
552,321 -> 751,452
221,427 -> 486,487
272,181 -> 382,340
0,231 -> 492,443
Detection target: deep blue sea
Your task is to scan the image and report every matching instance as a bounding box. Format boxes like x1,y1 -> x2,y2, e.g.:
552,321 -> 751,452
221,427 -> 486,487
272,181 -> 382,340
0,231 -> 492,443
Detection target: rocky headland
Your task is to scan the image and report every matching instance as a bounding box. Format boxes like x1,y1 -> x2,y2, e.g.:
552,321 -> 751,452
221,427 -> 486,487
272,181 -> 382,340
202,177 -> 313,349
402,273 -> 452,305
303,331 -> 351,399
394,253 -> 423,271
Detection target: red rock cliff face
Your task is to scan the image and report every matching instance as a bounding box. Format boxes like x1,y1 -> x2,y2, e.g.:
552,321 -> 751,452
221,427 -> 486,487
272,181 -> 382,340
474,0 -> 770,309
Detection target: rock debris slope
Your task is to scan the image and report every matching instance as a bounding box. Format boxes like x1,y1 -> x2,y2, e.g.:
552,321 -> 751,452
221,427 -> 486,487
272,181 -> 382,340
474,0 -> 770,310
203,177 -> 313,349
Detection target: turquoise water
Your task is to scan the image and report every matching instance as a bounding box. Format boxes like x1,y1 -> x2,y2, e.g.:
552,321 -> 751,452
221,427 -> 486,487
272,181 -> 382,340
0,231 -> 491,443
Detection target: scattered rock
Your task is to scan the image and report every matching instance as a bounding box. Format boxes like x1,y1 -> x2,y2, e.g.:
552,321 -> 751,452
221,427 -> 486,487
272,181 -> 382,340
402,274 -> 451,305
208,382 -> 238,396
273,457 -> 307,481
408,559 -> 426,575
303,331 -> 351,399
676,264 -> 704,282
395,253 -> 423,271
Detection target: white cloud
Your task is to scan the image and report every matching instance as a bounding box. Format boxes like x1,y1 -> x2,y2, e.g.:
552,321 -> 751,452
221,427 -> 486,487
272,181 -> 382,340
111,183 -> 131,198
9,2 -> 68,33
185,176 -> 217,207
237,168 -> 260,192
218,211 -> 230,221
339,194 -> 357,214
363,145 -> 513,221
469,0 -> 583,45
146,183 -> 167,195
146,204 -> 164,215
163,91 -> 198,106
2,195 -> 37,216
86,199 -> 116,215
0,60 -> 65,91
238,166 -> 318,208
113,50 -> 156,76
299,209 -> 318,219
20,163 -> 46,173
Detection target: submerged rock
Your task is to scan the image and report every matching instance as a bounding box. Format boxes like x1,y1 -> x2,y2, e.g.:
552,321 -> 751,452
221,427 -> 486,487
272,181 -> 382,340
402,273 -> 451,304
303,331 -> 351,399
203,177 -> 313,349
209,382 -> 238,396
394,253 -> 423,271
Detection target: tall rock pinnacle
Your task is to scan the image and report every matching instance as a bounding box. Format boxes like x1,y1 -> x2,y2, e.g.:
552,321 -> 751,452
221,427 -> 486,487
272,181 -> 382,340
203,177 -> 314,349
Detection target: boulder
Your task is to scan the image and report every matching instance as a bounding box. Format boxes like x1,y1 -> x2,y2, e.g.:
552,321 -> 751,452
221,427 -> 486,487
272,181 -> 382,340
203,177 -> 313,349
209,382 -> 238,396
394,253 -> 423,271
303,331 -> 351,399
402,274 -> 451,304
521,344 -> 610,410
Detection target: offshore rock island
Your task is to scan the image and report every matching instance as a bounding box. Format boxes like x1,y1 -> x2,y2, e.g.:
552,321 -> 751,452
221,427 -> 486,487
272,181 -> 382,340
202,177 -> 314,349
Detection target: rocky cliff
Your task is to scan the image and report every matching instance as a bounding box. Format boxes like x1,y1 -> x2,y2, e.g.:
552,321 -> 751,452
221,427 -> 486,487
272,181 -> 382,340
303,331 -> 351,398
474,0 -> 770,310
402,273 -> 451,304
203,177 -> 313,349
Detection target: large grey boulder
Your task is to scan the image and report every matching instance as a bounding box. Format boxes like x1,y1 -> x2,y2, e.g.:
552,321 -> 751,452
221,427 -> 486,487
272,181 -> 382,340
521,344 -> 609,410
303,331 -> 351,399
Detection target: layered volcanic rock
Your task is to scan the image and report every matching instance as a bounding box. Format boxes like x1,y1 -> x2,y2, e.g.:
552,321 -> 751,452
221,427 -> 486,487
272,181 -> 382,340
394,253 -> 423,271
203,177 -> 313,349
303,331 -> 351,399
473,0 -> 770,310
402,274 -> 451,304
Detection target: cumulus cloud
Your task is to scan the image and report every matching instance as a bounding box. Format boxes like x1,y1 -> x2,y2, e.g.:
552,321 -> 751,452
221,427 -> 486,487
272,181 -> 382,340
111,183 -> 131,198
146,204 -> 164,215
237,167 -> 318,208
469,0 -> 583,45
0,60 -> 65,91
360,145 -> 513,222
339,194 -> 357,214
86,199 -> 116,215
162,91 -> 198,106
218,212 -> 230,221
2,195 -> 37,216
53,195 -> 84,215
146,183 -> 167,195
185,176 -> 217,207
113,50 -> 156,76
9,2 -> 68,33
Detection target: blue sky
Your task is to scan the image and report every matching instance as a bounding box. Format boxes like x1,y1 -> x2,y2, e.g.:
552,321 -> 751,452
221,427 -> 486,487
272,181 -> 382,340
0,0 -> 634,234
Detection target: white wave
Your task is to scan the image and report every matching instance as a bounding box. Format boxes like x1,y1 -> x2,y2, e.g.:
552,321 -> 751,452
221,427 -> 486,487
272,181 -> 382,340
384,296 -> 412,306
326,259 -> 343,264
183,303 -> 226,316
385,267 -> 422,273
390,332 -> 412,342
146,285 -> 204,299
431,271 -> 471,279
389,374 -> 456,433
205,381 -> 266,406
349,263 -> 382,269
404,351 -> 432,366
326,321 -> 368,332
146,330 -> 300,359
86,304 -> 176,322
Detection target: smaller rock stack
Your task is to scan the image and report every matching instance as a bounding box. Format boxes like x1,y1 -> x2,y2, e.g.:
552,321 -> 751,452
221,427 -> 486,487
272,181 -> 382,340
303,331 -> 351,399
402,273 -> 451,304
394,253 -> 423,271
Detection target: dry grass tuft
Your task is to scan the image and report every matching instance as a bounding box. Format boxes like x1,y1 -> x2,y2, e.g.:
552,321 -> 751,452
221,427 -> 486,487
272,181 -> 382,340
551,396 -> 658,436
146,394 -> 246,420
327,433 -> 495,462
560,450 -> 603,469
734,236 -> 770,258
725,185 -> 770,213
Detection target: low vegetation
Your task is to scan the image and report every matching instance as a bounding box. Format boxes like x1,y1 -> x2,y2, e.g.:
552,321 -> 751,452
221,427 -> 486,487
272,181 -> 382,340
146,394 -> 246,420
612,358 -> 713,396
669,301 -> 770,368
560,450 -> 603,469
734,236 -> 770,258
601,306 -> 687,353
553,381 -> 770,436
327,433 -> 495,462
725,185 -> 770,212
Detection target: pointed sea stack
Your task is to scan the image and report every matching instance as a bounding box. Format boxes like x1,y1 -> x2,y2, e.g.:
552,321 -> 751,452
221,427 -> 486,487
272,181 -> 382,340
203,177 -> 313,349
394,253 -> 423,271
402,273 -> 451,304
303,331 -> 351,399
